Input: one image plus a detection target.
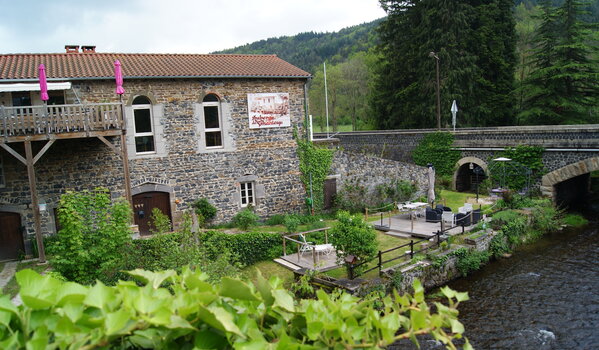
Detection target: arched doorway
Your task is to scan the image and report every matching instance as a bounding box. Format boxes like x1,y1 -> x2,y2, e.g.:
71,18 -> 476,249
453,157 -> 488,192
132,192 -> 172,235
0,212 -> 24,260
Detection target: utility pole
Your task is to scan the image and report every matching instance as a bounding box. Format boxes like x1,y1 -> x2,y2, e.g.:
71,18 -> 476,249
429,52 -> 441,129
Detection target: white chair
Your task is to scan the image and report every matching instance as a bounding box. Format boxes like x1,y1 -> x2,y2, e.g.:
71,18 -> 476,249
299,234 -> 333,257
442,211 -> 455,226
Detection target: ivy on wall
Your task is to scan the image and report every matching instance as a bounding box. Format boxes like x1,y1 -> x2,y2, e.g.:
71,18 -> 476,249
498,145 -> 545,191
296,138 -> 335,212
412,132 -> 460,176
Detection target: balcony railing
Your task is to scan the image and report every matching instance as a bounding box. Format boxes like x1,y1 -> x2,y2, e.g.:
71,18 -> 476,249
0,103 -> 124,138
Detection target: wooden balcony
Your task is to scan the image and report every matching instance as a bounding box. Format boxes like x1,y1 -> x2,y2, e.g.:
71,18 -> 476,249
0,103 -> 124,143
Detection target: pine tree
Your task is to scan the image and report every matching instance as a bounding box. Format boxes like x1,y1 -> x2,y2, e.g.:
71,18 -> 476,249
520,0 -> 599,124
371,0 -> 517,129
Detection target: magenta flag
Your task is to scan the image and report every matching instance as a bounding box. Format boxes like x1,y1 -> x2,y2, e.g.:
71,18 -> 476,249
39,64 -> 49,101
114,60 -> 125,95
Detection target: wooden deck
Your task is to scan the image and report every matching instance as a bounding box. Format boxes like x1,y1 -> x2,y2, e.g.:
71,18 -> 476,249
278,251 -> 342,271
0,103 -> 124,143
377,213 -> 475,238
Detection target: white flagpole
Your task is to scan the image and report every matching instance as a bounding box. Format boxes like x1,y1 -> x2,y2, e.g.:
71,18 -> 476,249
324,62 -> 330,138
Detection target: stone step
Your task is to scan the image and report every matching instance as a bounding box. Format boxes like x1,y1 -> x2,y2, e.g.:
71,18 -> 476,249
273,258 -> 301,271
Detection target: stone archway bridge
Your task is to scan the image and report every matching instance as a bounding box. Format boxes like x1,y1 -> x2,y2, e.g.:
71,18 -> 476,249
315,124 -> 599,199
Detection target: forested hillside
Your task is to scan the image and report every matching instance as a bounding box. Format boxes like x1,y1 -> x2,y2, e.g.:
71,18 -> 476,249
218,0 -> 598,131
214,19 -> 382,73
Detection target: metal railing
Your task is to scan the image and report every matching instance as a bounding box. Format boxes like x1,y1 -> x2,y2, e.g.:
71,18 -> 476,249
0,103 -> 123,137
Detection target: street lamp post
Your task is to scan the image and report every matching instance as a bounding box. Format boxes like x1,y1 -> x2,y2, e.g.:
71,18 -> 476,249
473,166 -> 485,202
429,51 -> 441,130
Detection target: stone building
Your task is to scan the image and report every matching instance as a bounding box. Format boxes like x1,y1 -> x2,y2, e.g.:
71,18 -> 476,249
0,47 -> 311,259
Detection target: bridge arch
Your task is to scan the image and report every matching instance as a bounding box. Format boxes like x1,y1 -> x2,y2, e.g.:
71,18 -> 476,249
541,157 -> 599,199
452,157 -> 489,192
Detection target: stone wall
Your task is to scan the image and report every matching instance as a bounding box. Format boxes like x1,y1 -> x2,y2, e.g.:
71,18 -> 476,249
330,150 -> 428,203
0,77 -> 308,251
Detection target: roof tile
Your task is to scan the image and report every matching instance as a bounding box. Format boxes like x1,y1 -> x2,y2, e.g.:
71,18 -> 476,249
0,53 -> 311,81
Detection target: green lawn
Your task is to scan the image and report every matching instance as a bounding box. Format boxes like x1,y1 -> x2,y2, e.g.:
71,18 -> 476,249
438,189 -> 491,212
2,261 -> 50,298
312,124 -> 355,133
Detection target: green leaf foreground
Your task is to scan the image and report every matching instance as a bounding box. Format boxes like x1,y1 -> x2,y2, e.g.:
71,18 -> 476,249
0,268 -> 470,349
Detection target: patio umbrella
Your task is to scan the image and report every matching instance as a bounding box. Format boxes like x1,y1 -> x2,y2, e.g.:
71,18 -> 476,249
38,64 -> 49,101
427,164 -> 436,206
114,60 -> 125,95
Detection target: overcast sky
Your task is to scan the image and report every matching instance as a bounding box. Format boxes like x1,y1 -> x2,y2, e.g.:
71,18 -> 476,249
0,0 -> 386,54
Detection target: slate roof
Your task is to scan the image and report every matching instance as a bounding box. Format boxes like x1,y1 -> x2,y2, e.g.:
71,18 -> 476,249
0,53 -> 311,81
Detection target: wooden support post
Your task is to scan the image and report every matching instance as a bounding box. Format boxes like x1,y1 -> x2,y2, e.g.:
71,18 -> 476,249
120,132 -> 132,209
378,251 -> 382,276
312,246 -> 317,266
24,140 -> 46,263
283,236 -> 286,256
365,208 -> 368,220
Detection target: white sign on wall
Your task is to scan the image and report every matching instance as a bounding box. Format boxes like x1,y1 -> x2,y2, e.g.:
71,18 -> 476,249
247,93 -> 290,129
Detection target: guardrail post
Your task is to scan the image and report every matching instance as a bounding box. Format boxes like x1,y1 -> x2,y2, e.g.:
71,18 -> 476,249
348,263 -> 354,280
365,208 -> 369,220
378,251 -> 382,276
436,230 -> 441,247
283,236 -> 287,256
410,240 -> 414,259
380,212 -> 383,226
312,246 -> 317,266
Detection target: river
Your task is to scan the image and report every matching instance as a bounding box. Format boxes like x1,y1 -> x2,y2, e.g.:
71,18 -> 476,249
444,224 -> 599,349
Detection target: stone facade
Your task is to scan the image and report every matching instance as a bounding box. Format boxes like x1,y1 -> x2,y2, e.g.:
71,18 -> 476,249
0,77 -> 308,251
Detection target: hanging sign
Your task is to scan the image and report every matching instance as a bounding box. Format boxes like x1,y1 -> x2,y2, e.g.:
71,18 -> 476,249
247,93 -> 290,129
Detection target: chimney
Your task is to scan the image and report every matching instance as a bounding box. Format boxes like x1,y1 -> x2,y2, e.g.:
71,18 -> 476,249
65,45 -> 79,53
81,45 -> 96,53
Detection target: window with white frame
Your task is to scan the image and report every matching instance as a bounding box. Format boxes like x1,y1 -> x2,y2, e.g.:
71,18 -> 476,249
202,94 -> 223,148
0,156 -> 4,188
132,96 -> 155,153
240,181 -> 255,207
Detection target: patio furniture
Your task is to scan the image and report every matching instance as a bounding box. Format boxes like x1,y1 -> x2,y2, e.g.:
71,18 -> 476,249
472,209 -> 482,224
442,211 -> 455,226
425,207 -> 443,223
298,233 -> 333,257
455,212 -> 471,227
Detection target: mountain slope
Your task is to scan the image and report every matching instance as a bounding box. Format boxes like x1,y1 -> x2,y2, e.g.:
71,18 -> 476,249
213,18 -> 383,73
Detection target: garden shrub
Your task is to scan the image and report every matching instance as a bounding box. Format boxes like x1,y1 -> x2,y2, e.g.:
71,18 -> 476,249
201,230 -> 282,266
284,214 -> 301,233
264,214 -> 286,226
452,248 -> 490,276
501,217 -> 528,246
47,188 -> 132,285
149,207 -> 172,235
329,211 -> 378,264
232,206 -> 260,230
191,198 -> 217,227
488,231 -> 511,258
490,210 -> 523,230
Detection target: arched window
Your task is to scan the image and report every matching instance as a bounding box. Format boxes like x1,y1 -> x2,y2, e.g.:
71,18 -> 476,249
132,95 -> 155,153
203,94 -> 222,148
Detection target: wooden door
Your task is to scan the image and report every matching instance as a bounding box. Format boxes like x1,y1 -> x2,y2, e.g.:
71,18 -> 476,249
132,192 -> 171,235
0,212 -> 24,260
324,178 -> 337,210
